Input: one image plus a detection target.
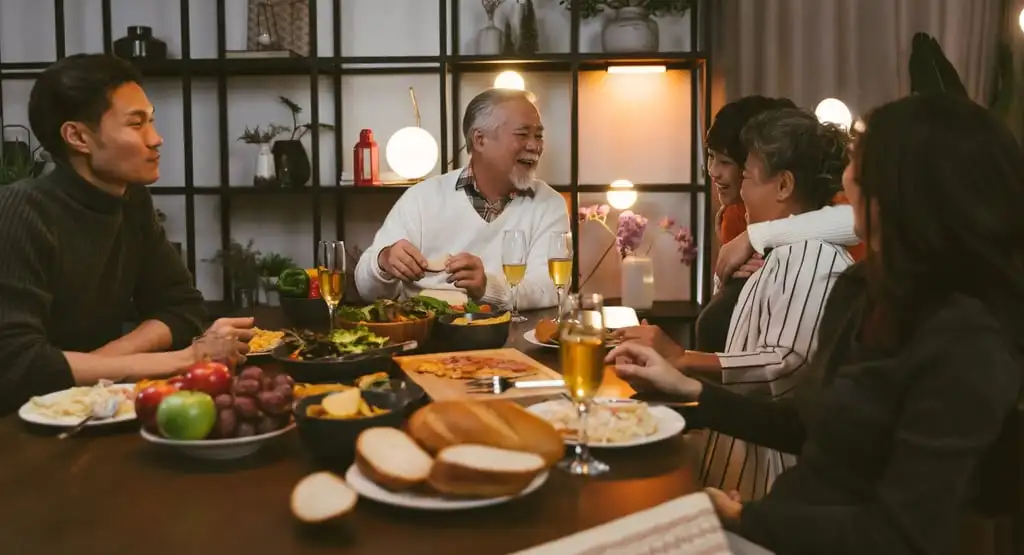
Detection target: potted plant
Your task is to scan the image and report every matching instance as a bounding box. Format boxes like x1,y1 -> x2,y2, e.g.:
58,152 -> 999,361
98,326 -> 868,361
274,96 -> 335,188
257,252 -> 296,306
1,124 -> 44,186
204,239 -> 263,308
558,0 -> 696,53
238,124 -> 289,187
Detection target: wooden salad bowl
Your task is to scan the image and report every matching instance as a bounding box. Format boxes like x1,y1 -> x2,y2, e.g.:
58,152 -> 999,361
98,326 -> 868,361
336,314 -> 436,345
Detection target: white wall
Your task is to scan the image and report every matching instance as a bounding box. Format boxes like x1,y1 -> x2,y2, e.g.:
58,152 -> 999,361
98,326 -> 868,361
0,0 -> 703,303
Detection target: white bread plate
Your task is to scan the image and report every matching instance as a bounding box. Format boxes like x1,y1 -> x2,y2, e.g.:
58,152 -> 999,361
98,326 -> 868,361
345,462 -> 548,511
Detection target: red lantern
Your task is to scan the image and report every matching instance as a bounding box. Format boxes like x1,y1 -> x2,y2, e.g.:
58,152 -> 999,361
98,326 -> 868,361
353,128 -> 381,186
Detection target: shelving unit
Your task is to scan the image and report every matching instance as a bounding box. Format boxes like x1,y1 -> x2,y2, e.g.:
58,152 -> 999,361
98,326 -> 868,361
0,0 -> 714,318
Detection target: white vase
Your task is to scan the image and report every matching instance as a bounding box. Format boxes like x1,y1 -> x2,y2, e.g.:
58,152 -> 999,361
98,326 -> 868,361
254,143 -> 277,187
602,7 -> 659,53
620,255 -> 655,310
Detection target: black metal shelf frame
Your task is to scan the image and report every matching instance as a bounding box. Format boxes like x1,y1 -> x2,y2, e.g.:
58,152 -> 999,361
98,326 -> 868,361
1,0 -> 713,310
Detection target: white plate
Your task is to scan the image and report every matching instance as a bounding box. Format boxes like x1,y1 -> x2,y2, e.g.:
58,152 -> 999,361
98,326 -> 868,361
602,306 -> 640,329
18,384 -> 137,427
522,330 -> 622,350
526,398 -> 686,449
140,423 -> 295,460
344,464 -> 548,511
523,329 -> 557,349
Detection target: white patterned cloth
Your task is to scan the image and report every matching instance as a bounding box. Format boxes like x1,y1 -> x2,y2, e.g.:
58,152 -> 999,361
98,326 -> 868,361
510,492 -> 736,555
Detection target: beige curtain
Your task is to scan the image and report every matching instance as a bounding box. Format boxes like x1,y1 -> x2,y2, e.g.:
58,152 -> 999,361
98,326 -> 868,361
712,0 -> 1005,116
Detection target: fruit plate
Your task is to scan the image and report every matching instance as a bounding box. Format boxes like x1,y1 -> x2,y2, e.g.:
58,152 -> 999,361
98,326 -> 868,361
139,423 -> 295,460
344,464 -> 548,511
18,384 -> 137,427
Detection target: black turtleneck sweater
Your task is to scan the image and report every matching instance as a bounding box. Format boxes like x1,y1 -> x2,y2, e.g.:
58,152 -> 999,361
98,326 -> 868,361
0,165 -> 207,414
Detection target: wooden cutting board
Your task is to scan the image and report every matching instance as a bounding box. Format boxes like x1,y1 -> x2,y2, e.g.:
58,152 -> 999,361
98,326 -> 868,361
393,348 -> 564,401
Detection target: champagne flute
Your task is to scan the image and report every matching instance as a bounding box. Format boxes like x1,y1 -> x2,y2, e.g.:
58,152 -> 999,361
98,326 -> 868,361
502,230 -> 528,323
317,240 -> 346,334
547,231 -> 573,320
558,292 -> 609,476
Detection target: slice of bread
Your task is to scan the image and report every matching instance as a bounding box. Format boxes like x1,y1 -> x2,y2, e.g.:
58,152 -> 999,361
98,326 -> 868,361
424,256 -> 449,273
427,444 -> 546,497
355,427 -> 433,490
290,471 -> 357,523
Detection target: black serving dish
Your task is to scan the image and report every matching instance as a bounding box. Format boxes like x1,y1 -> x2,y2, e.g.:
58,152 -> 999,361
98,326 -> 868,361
432,312 -> 511,352
271,342 -> 402,383
293,376 -> 426,468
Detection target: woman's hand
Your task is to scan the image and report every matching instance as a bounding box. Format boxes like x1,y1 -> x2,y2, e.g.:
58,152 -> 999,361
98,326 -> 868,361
704,487 -> 743,530
610,320 -> 685,363
715,231 -> 756,281
604,342 -> 702,400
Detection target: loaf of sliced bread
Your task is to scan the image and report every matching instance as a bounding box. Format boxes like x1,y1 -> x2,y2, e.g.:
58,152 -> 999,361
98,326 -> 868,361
290,471 -> 357,523
427,444 -> 546,497
355,427 -> 434,490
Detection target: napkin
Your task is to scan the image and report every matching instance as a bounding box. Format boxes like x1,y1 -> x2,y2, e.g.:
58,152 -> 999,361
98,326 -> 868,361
510,492 -> 734,555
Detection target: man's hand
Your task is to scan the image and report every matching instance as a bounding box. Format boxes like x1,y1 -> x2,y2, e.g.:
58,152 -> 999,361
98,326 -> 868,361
715,230 -> 756,281
202,317 -> 255,366
378,239 -> 428,282
445,252 -> 486,300
610,319 -> 686,364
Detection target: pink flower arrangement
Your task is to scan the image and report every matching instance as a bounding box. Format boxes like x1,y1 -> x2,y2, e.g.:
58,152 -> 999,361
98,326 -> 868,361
577,204 -> 697,288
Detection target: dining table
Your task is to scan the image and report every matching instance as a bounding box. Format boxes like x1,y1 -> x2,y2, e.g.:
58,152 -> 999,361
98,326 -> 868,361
1,308 -> 703,555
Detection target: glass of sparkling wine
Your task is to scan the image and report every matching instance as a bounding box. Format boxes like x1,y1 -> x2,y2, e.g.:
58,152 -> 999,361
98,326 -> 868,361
502,230 -> 528,323
547,231 -> 573,320
317,240 -> 346,334
558,292 -> 609,476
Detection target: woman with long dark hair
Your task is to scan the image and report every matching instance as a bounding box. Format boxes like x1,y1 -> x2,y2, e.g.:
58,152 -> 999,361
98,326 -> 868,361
607,93 -> 1024,554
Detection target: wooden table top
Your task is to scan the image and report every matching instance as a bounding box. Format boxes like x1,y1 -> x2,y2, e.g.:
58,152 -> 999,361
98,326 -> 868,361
1,309 -> 701,555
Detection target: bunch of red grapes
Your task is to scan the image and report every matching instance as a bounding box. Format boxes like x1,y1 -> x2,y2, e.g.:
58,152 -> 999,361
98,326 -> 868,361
212,366 -> 294,438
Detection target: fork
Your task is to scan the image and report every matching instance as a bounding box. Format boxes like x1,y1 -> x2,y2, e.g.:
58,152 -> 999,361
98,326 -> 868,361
58,396 -> 120,440
465,376 -> 565,395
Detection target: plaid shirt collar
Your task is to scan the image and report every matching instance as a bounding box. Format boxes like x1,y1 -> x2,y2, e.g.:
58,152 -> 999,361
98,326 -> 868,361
455,165 -> 534,223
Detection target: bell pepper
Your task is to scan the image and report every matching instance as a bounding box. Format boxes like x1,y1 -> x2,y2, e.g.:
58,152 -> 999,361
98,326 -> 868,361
277,268 -> 310,298
308,277 -> 321,299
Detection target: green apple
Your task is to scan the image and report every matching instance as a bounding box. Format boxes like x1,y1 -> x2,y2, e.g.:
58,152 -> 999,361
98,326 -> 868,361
156,391 -> 217,440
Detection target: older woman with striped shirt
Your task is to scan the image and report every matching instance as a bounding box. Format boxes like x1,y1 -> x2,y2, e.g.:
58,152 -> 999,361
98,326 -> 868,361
640,108 -> 852,501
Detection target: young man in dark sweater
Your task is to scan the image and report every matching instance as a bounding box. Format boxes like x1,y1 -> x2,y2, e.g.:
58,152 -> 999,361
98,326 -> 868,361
0,54 -> 253,415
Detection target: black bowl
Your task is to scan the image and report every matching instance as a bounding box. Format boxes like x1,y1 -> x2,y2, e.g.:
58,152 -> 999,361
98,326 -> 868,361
293,377 -> 426,468
272,342 -> 396,383
432,312 -> 511,352
279,296 -> 329,329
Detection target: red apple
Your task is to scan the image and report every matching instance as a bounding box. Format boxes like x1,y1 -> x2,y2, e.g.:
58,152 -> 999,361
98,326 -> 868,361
135,383 -> 179,433
167,376 -> 186,390
182,361 -> 233,397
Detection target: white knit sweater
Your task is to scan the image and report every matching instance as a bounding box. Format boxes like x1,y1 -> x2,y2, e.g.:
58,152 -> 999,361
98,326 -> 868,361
353,168 -> 570,310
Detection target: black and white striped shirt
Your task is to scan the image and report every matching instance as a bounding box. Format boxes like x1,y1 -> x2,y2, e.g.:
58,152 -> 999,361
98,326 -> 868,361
717,240 -> 854,399
700,240 -> 853,500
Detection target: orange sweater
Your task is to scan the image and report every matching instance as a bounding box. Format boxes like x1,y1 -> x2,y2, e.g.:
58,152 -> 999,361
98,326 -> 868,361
720,194 -> 866,262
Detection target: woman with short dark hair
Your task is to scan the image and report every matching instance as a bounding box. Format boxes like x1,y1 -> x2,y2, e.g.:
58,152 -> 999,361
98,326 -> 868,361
608,93 -> 1024,554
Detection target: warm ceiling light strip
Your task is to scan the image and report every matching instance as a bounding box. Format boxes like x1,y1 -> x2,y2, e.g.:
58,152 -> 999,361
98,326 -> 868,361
606,65 -> 667,74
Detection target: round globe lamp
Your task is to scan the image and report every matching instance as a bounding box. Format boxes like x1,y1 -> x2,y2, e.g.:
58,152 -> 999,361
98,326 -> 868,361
814,98 -> 853,130
386,126 -> 438,180
494,70 -> 526,90
606,179 -> 637,210
384,87 -> 439,181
